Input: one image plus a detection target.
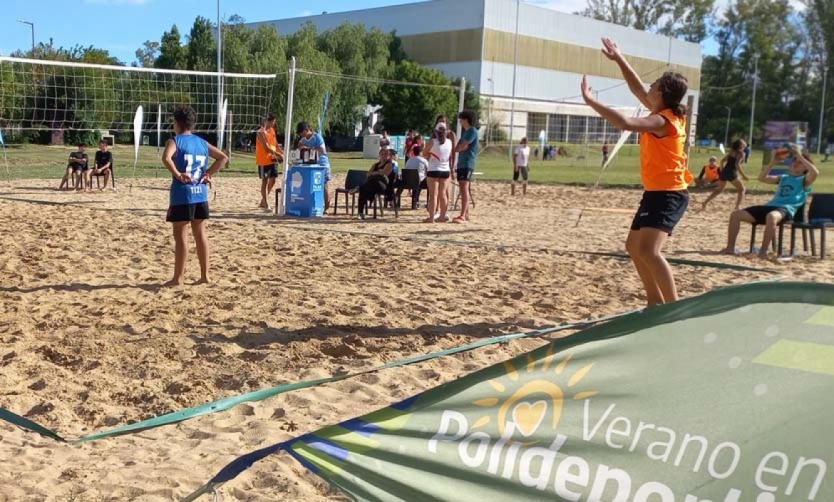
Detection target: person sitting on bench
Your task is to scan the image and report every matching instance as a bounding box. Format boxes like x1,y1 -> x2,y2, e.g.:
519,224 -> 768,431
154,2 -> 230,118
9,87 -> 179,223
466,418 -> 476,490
60,143 -> 88,190
356,148 -> 394,220
87,139 -> 113,190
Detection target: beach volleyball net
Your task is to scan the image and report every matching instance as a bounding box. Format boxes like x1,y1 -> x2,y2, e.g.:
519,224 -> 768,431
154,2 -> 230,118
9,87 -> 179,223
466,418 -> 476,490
0,56 -> 281,150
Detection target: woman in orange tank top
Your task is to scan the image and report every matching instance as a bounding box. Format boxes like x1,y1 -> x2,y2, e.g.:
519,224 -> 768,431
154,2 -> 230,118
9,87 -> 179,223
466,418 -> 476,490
581,37 -> 692,306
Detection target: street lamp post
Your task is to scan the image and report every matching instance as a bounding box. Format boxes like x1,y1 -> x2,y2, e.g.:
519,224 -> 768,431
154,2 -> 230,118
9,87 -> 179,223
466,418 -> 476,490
486,77 -> 493,146
748,55 -> 759,147
723,106 -> 731,147
17,20 -> 35,57
817,61 -> 828,155
507,0 -> 520,158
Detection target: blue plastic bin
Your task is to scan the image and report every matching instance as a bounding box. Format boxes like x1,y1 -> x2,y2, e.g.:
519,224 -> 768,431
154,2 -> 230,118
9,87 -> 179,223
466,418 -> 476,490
285,165 -> 326,217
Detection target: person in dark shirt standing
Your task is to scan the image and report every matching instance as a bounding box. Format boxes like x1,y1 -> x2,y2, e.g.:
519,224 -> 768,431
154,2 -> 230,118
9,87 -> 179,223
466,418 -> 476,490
60,143 -> 88,190
86,139 -> 113,191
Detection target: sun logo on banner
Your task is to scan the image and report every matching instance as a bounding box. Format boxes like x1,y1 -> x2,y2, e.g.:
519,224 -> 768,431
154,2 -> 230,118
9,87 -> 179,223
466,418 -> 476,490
470,349 -> 597,444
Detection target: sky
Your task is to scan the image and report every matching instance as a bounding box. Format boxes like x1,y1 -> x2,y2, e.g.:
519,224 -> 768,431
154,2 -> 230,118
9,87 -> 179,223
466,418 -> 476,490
0,0 -> 805,64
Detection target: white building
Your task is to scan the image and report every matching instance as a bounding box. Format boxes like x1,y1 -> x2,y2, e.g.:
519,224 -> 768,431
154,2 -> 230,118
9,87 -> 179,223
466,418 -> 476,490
250,0 -> 701,144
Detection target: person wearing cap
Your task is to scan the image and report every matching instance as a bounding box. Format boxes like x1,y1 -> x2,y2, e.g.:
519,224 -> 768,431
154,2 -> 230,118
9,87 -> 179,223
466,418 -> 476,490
695,156 -> 721,189
256,113 -> 283,209
297,121 -> 332,212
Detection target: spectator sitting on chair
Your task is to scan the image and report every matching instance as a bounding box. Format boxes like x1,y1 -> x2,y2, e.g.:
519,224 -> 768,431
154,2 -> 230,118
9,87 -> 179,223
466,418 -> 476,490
720,143 -> 818,259
86,140 -> 112,191
397,144 -> 428,209
385,148 -> 400,205
357,148 -> 394,220
695,156 -> 721,189
60,143 -> 87,190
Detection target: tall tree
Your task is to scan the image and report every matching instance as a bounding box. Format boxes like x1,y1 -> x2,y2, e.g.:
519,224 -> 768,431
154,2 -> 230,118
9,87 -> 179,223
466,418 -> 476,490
156,25 -> 185,70
377,60 -> 459,134
582,0 -> 715,42
135,41 -> 159,68
186,16 -> 216,72
698,0 -> 807,143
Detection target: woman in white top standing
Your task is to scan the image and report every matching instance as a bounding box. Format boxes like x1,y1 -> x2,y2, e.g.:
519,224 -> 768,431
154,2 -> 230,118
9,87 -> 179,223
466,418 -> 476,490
422,122 -> 453,223
512,137 -> 531,195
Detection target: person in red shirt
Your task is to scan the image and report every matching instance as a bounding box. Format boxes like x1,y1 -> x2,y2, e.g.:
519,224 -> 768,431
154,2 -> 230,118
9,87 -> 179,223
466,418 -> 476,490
581,37 -> 692,306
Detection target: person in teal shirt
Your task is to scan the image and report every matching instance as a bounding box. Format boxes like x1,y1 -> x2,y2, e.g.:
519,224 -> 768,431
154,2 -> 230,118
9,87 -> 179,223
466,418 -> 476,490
453,110 -> 478,223
722,143 -> 818,259
297,121 -> 332,213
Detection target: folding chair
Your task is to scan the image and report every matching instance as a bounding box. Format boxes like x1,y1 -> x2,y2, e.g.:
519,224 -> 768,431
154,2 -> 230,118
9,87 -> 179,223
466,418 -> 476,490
749,203 -> 805,257
334,169 -> 367,215
395,169 -> 422,210
90,162 -> 115,189
789,194 -> 834,258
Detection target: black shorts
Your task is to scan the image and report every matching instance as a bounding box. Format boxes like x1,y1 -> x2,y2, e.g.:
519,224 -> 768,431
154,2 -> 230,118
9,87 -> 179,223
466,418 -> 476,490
513,166 -> 529,182
744,206 -> 790,225
167,202 -> 210,222
258,164 -> 278,179
456,168 -> 474,182
719,168 -> 738,182
631,190 -> 689,235
426,171 -> 450,179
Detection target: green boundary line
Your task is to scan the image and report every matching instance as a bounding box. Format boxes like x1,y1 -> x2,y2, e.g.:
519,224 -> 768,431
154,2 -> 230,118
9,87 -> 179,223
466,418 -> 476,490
0,311 -> 631,443
0,224 -> 779,444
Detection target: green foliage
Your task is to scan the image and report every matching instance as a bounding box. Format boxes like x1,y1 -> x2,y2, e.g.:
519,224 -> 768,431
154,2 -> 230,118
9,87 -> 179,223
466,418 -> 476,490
156,25 -> 186,70
376,61 -> 459,134
186,17 -> 216,71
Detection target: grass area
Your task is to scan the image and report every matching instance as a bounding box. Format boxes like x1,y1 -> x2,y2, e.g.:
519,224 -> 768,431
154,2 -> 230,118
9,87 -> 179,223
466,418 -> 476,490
2,142 -> 830,193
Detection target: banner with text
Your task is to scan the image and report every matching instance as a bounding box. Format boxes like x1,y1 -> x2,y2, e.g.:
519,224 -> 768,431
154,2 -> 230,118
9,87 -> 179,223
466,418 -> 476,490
284,282 -> 834,501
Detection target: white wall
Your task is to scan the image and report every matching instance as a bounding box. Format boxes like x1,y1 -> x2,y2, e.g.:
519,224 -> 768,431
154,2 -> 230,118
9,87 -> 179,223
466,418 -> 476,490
250,0 -> 486,37
483,0 -> 701,68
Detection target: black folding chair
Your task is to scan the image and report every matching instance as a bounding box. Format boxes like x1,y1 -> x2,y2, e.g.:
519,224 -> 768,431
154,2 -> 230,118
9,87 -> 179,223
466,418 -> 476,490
789,194 -> 834,258
395,169 -> 423,210
334,169 -> 367,215
749,203 -> 804,257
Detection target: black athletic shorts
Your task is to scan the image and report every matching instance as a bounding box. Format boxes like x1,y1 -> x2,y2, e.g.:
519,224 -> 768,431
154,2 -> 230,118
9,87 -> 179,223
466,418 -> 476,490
513,166 -> 529,182
426,171 -> 451,179
630,190 -> 689,235
456,168 -> 474,182
167,202 -> 210,222
744,205 -> 790,225
719,168 -> 738,182
258,164 -> 278,179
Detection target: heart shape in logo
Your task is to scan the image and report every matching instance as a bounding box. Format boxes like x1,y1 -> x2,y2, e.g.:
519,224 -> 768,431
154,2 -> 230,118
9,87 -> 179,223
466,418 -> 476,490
512,400 -> 547,437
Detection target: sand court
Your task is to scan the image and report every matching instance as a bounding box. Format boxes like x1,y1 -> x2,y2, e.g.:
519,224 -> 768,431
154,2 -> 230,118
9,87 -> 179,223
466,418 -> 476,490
0,176 -> 830,501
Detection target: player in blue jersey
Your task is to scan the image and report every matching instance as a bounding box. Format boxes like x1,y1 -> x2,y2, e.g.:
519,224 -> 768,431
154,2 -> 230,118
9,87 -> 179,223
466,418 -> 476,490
161,105 -> 228,287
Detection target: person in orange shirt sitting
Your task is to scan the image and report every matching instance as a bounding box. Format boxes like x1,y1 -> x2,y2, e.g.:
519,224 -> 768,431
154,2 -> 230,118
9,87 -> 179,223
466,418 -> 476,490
255,113 -> 284,209
695,156 -> 720,189
581,37 -> 692,306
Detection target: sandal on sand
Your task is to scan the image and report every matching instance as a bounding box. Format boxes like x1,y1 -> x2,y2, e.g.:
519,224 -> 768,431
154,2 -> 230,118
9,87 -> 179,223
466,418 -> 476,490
452,216 -> 466,223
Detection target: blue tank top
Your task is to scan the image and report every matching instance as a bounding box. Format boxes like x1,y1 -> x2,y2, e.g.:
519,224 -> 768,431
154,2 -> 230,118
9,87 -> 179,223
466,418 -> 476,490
766,174 -> 810,217
170,134 -> 210,205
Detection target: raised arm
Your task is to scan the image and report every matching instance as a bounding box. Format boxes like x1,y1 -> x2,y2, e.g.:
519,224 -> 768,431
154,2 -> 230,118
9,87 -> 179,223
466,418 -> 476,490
581,76 -> 666,134
791,144 -> 819,187
757,154 -> 781,185
601,38 -> 652,110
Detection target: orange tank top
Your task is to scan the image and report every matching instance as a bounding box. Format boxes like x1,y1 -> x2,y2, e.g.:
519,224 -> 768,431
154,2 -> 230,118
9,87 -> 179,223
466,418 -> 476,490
703,164 -> 719,181
255,127 -> 279,166
639,109 -> 693,191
